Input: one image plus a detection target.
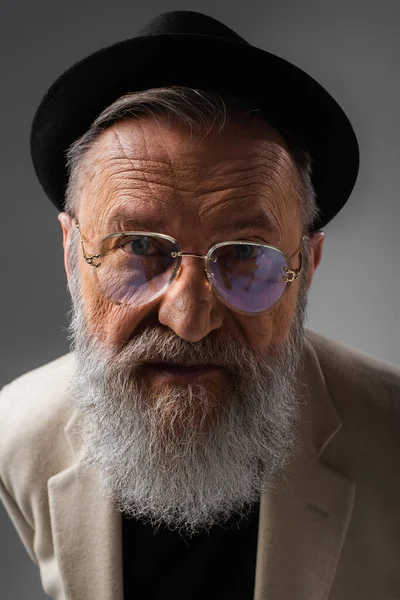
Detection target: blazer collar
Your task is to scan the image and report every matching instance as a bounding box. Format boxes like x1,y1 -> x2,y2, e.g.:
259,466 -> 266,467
48,334 -> 354,600
253,334 -> 356,600
48,409 -> 124,600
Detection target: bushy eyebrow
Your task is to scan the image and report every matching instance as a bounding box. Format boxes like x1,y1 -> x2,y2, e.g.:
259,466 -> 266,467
105,213 -> 165,233
105,209 -> 166,234
212,211 -> 279,236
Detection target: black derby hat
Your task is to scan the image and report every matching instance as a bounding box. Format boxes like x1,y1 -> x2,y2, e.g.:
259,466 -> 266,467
31,10 -> 359,230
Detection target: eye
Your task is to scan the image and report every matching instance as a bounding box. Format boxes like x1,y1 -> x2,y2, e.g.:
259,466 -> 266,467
118,235 -> 173,259
234,244 -> 258,259
130,237 -> 151,256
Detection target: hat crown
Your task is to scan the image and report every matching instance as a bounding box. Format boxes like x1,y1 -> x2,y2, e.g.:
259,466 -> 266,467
31,9 -> 359,228
138,10 -> 248,45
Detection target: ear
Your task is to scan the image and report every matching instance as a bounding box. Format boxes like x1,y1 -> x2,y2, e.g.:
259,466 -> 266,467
58,212 -> 75,282
306,231 -> 325,290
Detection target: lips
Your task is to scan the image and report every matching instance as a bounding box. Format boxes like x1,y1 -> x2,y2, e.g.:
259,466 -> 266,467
144,362 -> 224,382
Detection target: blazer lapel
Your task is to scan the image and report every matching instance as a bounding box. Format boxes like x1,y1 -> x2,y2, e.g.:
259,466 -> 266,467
254,337 -> 356,600
254,450 -> 355,600
48,410 -> 123,600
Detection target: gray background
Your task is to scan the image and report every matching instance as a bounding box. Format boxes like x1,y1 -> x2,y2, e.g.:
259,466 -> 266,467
1,0 -> 399,598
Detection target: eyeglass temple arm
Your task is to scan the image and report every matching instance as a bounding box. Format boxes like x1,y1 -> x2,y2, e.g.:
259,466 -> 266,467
284,235 -> 308,283
75,219 -> 102,267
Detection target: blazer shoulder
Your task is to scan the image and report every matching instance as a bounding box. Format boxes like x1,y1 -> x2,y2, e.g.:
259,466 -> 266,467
305,329 -> 400,417
0,353 -> 75,423
0,354 -> 76,493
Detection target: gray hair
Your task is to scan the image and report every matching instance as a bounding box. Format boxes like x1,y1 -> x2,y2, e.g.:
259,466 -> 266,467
64,86 -> 319,231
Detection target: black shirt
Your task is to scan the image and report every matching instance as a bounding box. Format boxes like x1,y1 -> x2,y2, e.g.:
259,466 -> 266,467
122,503 -> 260,599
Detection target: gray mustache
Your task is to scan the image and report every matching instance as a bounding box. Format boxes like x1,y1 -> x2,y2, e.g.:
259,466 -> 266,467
114,327 -> 254,372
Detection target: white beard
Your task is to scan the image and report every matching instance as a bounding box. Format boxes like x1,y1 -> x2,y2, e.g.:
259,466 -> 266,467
67,256 -> 308,537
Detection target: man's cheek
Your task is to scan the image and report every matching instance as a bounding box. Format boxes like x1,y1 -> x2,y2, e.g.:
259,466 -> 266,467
79,285 -> 118,343
89,301 -> 145,348
244,297 -> 296,354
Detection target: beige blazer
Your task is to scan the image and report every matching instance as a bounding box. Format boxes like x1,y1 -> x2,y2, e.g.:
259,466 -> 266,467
0,330 -> 399,600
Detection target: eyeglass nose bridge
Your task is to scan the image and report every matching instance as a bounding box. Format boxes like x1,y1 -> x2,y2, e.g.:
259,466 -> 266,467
171,251 -> 218,262
170,250 -> 215,287
171,251 -> 207,260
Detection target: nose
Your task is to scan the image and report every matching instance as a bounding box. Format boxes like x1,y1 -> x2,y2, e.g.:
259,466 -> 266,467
157,257 -> 224,342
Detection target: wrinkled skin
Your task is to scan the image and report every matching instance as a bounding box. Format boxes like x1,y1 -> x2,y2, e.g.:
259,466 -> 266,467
59,115 -> 324,385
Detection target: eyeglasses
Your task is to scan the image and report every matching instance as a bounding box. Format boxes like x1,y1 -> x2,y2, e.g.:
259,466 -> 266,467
76,220 -> 307,315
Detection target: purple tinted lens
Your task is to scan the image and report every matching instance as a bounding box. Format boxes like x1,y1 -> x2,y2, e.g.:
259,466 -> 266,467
99,234 -> 180,306
209,244 -> 288,313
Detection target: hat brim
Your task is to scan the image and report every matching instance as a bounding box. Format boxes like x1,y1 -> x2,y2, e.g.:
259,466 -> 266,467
31,33 -> 359,230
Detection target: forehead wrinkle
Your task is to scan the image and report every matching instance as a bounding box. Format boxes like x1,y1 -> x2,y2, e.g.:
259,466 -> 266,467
104,129 -> 187,180
199,194 -> 282,237
92,134 -> 202,198
111,121 -> 295,187
91,123 -> 295,192
81,120 -> 300,238
104,195 -> 181,225
84,158 -> 196,221
195,150 -> 298,213
112,123 -> 204,182
195,170 -> 294,237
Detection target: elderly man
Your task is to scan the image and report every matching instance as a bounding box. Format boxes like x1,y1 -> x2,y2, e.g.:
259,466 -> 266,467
1,10 -> 399,600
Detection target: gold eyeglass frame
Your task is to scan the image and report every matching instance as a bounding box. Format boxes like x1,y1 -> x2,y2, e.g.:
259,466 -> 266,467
75,219 -> 307,315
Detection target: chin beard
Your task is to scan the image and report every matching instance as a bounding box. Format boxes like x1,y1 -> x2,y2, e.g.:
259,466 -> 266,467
67,266 -> 307,537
